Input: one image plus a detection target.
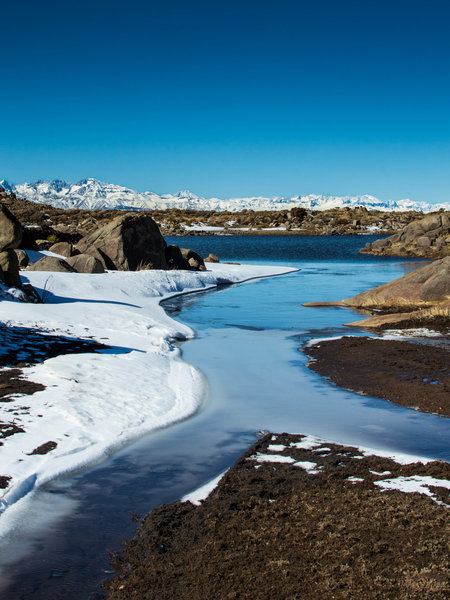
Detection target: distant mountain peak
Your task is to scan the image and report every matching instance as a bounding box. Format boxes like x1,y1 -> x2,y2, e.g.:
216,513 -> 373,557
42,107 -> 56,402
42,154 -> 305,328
2,178 -> 448,213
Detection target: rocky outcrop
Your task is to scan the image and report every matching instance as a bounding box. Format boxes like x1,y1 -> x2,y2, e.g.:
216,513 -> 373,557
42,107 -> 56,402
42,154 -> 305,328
204,253 -> 219,263
0,204 -> 22,250
76,214 -> 167,271
14,249 -> 29,269
65,254 -> 105,274
303,257 -> 450,311
344,299 -> 450,329
0,250 -> 22,287
0,204 -> 23,288
360,212 -> 450,258
180,248 -> 206,271
49,242 -> 74,257
28,256 -> 77,273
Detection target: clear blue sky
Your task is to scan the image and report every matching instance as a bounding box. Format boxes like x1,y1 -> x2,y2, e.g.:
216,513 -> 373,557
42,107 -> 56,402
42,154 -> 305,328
1,0 -> 449,203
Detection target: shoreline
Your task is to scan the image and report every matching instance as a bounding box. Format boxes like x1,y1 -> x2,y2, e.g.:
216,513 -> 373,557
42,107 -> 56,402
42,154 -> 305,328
104,432 -> 450,600
304,335 -> 449,418
0,263 -> 295,534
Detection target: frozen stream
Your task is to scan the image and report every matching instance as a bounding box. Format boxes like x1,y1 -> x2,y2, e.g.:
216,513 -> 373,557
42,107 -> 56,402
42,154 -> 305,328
0,239 -> 448,599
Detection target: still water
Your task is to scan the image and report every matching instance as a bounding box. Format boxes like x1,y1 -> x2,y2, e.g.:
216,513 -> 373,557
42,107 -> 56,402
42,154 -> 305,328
1,236 -> 448,599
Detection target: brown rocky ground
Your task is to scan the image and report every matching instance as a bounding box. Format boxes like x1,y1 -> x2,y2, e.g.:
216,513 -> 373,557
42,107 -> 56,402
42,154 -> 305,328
104,433 -> 450,600
304,336 -> 449,417
360,211 -> 450,259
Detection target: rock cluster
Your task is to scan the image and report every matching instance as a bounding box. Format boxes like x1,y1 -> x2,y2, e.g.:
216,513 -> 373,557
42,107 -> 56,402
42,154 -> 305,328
0,204 -> 23,288
360,212 -> 450,258
304,257 -> 450,310
0,195 -> 213,276
303,257 -> 450,329
27,213 -> 210,274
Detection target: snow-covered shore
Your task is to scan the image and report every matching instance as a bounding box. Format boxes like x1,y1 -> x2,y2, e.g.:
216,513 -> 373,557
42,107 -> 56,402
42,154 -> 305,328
0,262 -> 295,530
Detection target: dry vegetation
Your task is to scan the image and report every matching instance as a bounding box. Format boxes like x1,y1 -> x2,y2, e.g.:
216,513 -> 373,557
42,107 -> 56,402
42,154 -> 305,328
105,433 -> 450,600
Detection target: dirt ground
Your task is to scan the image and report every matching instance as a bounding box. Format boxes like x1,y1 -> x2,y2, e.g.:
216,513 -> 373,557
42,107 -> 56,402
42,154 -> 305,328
104,433 -> 450,600
304,336 -> 450,417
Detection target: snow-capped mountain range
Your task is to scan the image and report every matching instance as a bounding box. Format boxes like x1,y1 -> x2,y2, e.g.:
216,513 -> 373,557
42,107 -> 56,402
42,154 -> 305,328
1,178 -> 448,213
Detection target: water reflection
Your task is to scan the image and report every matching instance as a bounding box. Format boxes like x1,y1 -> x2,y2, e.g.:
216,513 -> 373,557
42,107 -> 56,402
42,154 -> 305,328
0,249 -> 446,599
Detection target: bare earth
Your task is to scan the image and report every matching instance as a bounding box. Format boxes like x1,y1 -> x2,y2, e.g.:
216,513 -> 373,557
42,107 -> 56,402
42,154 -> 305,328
104,433 -> 450,600
304,336 -> 450,417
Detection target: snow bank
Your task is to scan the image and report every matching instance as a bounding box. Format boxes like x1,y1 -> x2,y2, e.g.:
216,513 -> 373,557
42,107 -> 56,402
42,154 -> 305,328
0,263 -> 295,528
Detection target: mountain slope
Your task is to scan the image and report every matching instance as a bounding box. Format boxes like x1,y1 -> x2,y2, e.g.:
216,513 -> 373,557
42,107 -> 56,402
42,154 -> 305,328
1,178 -> 448,213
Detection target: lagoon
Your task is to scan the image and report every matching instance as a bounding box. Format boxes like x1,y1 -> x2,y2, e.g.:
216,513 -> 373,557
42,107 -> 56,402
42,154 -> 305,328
1,235 -> 448,599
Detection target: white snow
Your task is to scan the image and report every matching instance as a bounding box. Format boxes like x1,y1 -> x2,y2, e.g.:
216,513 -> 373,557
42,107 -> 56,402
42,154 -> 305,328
3,178 -> 449,213
374,476 -> 450,505
252,453 -> 296,464
285,434 -> 433,466
381,328 -> 444,339
0,262 -> 295,530
267,444 -> 288,452
293,461 -> 320,474
290,435 -> 325,450
304,335 -> 348,348
181,469 -> 228,505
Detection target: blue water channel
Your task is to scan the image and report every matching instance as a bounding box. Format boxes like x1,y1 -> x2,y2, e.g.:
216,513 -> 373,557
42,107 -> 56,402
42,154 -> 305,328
1,236 -> 448,599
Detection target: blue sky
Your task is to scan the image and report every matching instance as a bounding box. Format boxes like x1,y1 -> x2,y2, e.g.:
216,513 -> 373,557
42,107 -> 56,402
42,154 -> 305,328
1,0 -> 449,203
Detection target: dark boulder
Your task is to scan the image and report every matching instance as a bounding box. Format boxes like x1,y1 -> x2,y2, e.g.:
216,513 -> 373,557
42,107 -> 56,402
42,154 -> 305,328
49,242 -> 74,258
165,245 -> 189,270
0,204 -> 22,251
0,250 -> 22,287
180,248 -> 206,271
14,249 -> 29,269
76,214 -> 167,271
27,256 -> 77,273
65,254 -> 105,274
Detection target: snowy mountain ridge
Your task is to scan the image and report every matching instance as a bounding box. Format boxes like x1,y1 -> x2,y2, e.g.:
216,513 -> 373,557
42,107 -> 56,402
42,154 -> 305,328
1,178 -> 448,213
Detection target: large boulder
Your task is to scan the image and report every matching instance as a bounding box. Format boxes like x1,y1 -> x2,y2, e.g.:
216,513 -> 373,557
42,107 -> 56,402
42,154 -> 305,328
27,256 -> 77,273
360,212 -> 450,259
303,257 -> 450,310
14,249 -> 29,269
165,245 -> 189,270
180,248 -> 206,271
76,214 -> 167,271
204,253 -> 219,263
49,242 -> 74,258
0,204 -> 22,251
0,249 -> 22,287
65,254 -> 105,274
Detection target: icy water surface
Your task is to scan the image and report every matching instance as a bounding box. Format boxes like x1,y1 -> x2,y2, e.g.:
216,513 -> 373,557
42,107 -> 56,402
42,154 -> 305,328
1,236 -> 448,599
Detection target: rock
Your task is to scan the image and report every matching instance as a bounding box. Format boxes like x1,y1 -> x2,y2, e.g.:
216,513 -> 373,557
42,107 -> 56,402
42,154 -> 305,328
27,256 -> 77,273
0,204 -> 22,251
14,249 -> 29,269
204,253 -> 219,263
360,212 -> 450,259
303,257 -> 450,310
65,254 -> 105,274
344,299 -> 450,329
416,236 -> 431,247
49,242 -> 73,257
0,249 -> 22,287
35,239 -> 52,250
180,248 -> 205,271
165,245 -> 189,270
76,214 -> 167,271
